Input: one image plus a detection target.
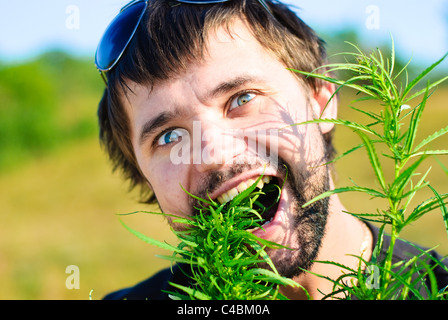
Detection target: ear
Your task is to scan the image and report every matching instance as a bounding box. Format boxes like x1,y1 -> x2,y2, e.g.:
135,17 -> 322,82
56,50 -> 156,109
310,81 -> 338,134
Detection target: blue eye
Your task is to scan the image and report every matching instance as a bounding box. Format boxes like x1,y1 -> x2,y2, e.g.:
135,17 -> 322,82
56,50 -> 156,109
157,128 -> 187,146
229,92 -> 256,111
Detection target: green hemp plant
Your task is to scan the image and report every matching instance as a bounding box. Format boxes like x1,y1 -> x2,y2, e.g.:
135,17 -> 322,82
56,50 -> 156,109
120,174 -> 309,300
291,40 -> 448,300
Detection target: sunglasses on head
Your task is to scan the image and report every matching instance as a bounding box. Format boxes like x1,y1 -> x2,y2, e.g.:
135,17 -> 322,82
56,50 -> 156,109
95,0 -> 274,80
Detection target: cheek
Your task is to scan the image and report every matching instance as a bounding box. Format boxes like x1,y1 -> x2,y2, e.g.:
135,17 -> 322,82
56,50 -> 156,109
145,161 -> 191,215
277,122 -> 327,171
270,89 -> 326,165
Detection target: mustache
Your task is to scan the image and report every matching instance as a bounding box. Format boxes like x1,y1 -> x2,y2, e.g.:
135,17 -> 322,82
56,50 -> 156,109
189,158 -> 290,213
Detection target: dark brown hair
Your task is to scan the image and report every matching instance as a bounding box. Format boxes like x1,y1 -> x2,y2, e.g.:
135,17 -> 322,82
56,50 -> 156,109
97,0 -> 333,203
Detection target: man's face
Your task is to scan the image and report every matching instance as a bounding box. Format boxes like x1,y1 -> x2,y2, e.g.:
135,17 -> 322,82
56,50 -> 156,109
123,19 -> 335,277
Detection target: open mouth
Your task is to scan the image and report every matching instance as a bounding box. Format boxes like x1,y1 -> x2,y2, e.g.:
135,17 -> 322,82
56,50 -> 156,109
215,175 -> 282,231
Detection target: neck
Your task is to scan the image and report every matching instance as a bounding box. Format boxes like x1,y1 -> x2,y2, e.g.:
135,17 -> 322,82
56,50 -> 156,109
280,191 -> 373,300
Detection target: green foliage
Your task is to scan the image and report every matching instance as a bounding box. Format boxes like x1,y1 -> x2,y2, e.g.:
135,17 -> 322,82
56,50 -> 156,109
0,51 -> 103,171
291,40 -> 448,300
121,177 -> 308,300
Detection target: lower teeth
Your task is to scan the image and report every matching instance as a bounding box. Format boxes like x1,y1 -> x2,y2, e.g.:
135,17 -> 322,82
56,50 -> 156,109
262,217 -> 274,227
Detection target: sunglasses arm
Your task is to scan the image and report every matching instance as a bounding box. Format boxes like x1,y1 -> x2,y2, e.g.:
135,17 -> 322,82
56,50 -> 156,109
99,70 -> 108,86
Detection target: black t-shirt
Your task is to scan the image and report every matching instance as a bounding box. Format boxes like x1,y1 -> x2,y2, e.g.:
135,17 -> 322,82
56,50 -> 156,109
103,223 -> 448,300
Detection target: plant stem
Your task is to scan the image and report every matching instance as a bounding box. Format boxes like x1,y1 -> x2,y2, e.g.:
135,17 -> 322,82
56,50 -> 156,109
379,221 -> 398,299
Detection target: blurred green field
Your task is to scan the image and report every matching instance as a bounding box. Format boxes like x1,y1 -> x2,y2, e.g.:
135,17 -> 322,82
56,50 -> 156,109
0,50 -> 447,300
0,138 -> 178,299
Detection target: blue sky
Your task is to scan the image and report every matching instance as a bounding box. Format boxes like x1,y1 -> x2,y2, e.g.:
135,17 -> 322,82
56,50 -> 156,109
0,0 -> 447,69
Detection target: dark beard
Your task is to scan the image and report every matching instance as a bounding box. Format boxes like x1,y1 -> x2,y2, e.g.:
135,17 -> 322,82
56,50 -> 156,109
264,159 -> 330,278
190,156 -> 330,279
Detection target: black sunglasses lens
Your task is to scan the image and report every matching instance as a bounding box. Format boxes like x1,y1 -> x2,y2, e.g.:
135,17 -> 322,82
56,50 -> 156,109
95,1 -> 147,71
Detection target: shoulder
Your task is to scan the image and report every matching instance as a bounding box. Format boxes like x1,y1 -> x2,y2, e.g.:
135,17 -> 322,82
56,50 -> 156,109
103,264 -> 190,300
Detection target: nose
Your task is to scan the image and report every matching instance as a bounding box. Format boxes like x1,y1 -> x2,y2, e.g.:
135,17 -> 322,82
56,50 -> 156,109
192,120 -> 247,173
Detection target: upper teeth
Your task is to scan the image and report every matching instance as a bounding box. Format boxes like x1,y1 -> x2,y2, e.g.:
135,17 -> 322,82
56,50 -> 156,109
217,176 -> 272,204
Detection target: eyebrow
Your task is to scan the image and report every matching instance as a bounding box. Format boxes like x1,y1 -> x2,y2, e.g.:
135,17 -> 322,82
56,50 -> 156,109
138,109 -> 183,147
138,74 -> 263,147
206,75 -> 261,101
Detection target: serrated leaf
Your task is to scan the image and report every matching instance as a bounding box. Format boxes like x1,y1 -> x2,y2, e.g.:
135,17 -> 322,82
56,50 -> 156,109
427,185 -> 448,242
155,255 -> 197,265
406,192 -> 448,224
410,150 -> 448,158
389,157 -> 425,201
401,52 -> 448,101
390,35 -> 396,78
179,183 -> 214,207
402,167 -> 432,213
290,118 -> 383,140
303,186 -> 386,208
343,211 -> 391,224
168,282 -> 211,300
324,142 -> 365,165
413,124 -> 448,153
119,218 -> 184,253
403,87 -> 428,155
403,75 -> 448,104
348,105 -> 382,121
289,68 -> 377,97
394,56 -> 412,82
354,130 -> 387,192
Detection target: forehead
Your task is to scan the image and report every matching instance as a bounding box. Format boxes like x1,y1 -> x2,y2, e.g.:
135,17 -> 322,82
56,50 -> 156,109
206,18 -> 266,58
125,18 -> 292,100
